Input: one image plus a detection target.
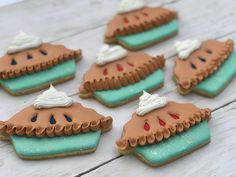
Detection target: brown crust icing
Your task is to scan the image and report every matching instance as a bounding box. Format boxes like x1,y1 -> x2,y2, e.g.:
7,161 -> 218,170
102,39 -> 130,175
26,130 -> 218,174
0,103 -> 112,137
116,101 -> 211,151
79,52 -> 165,96
0,43 -> 82,79
174,39 -> 234,93
105,7 -> 177,41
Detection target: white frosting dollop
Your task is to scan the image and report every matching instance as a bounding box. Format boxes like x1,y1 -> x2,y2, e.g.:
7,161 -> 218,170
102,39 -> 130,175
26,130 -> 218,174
136,91 -> 168,116
174,39 -> 202,59
7,31 -> 42,54
34,85 -> 73,109
118,0 -> 145,13
96,44 -> 128,66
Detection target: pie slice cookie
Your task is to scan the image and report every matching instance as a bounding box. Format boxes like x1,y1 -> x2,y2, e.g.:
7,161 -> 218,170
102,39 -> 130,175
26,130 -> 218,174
0,85 -> 112,160
173,39 -> 235,97
104,0 -> 178,50
116,91 -> 211,166
0,32 -> 82,95
79,45 -> 165,107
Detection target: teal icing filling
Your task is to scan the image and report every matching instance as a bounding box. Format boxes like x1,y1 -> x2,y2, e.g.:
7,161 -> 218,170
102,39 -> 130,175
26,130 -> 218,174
135,121 -> 210,165
11,131 -> 101,158
0,59 -> 76,94
94,69 -> 164,106
193,52 -> 236,97
117,20 -> 178,49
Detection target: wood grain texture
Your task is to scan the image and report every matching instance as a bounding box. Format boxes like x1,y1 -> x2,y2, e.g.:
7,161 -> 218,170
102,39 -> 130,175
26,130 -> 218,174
82,102 -> 236,177
0,0 -> 236,177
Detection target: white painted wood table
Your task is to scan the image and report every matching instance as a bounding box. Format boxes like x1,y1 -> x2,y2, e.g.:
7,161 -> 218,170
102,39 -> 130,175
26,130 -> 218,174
0,0 -> 236,176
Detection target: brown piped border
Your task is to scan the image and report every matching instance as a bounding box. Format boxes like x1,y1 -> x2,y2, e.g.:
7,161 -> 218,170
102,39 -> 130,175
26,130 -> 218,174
105,7 -> 177,42
79,52 -> 165,96
0,103 -> 112,138
0,43 -> 82,79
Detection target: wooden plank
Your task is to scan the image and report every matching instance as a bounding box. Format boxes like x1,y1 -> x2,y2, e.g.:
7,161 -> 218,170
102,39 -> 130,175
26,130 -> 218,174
0,95 -> 121,177
0,0 -> 236,177
79,101 -> 236,177
0,0 -> 171,54
1,32 -> 236,121
2,45 -> 236,176
0,0 -> 234,98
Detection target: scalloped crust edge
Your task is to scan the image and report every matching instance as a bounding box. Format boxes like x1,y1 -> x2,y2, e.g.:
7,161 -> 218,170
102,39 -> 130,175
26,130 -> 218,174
175,39 -> 234,94
116,108 -> 211,152
0,116 -> 112,140
79,55 -> 165,97
0,49 -> 82,79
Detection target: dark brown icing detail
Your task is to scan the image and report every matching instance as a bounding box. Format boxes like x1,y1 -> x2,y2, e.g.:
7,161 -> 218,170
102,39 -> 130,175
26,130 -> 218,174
116,101 -> 211,151
174,39 -> 234,93
79,52 -> 165,96
0,103 -> 112,137
105,7 -> 177,40
0,43 -> 82,79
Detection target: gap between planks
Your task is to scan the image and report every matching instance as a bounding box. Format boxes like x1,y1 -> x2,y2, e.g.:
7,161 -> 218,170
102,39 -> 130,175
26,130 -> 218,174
0,0 -> 236,176
75,98 -> 236,177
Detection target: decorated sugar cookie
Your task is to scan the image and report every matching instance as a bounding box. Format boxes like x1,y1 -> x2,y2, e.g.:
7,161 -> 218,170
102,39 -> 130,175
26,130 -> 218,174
173,39 -> 235,97
0,85 -> 112,159
0,32 -> 82,95
104,0 -> 178,50
116,91 -> 211,166
79,45 -> 165,107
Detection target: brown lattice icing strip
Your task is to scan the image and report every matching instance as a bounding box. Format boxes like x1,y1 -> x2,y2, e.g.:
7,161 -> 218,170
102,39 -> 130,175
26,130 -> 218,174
116,101 -> 211,151
79,52 -> 165,95
105,7 -> 177,40
174,39 -> 234,93
0,103 -> 112,137
0,43 -> 82,79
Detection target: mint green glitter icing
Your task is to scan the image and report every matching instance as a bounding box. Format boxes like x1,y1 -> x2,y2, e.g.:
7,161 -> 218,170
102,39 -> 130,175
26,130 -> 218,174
11,131 -> 101,158
94,69 -> 164,106
193,52 -> 236,97
0,60 -> 76,94
135,121 -> 210,166
117,20 -> 178,49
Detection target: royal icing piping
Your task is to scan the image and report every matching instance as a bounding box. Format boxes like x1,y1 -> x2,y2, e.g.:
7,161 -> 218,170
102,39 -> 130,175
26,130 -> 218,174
96,44 -> 128,66
7,31 -> 42,54
34,85 -> 73,109
118,0 -> 145,14
174,39 -> 202,59
136,91 -> 167,116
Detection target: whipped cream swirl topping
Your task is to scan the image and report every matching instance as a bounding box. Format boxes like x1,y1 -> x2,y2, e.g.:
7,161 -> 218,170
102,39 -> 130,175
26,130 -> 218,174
96,44 -> 128,66
136,91 -> 168,116
174,39 -> 202,60
34,85 -> 73,109
7,31 -> 42,54
118,0 -> 145,14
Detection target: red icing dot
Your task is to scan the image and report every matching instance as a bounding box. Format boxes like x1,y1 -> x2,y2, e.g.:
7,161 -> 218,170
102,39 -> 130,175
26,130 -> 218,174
123,17 -> 129,24
169,113 -> 179,120
144,122 -> 150,131
159,119 -> 166,127
103,68 -> 108,75
117,64 -> 123,72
